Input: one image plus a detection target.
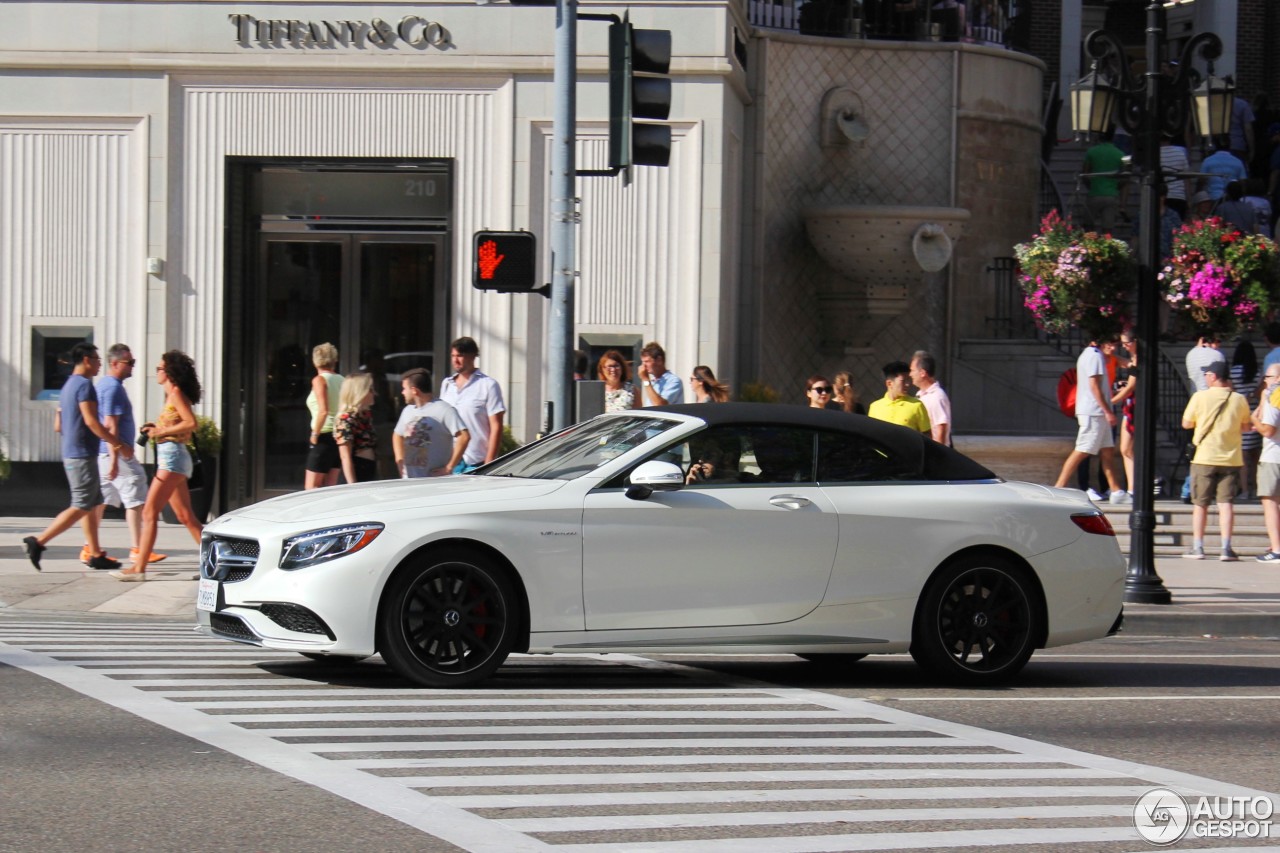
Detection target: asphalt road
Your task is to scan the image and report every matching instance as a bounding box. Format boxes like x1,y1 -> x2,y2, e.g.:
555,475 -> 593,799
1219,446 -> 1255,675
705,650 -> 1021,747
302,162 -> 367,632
2,613 -> 1277,852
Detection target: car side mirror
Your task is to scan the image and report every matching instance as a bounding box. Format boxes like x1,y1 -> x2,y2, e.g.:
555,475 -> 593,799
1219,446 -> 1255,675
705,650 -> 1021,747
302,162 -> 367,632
625,460 -> 685,500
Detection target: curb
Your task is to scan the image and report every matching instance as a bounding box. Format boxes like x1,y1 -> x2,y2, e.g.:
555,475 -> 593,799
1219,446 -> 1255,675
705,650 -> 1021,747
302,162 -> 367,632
1121,608 -> 1280,639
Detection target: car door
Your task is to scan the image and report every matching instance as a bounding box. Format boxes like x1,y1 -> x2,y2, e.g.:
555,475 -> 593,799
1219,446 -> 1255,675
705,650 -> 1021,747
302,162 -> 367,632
581,425 -> 838,630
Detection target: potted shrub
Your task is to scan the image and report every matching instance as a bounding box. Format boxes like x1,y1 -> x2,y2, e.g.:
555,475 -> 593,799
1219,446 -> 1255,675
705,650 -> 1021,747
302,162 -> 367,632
1160,217 -> 1280,338
1014,210 -> 1135,341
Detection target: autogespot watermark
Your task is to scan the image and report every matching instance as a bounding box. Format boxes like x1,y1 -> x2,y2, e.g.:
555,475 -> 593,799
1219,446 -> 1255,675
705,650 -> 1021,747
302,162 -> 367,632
1133,788 -> 1275,845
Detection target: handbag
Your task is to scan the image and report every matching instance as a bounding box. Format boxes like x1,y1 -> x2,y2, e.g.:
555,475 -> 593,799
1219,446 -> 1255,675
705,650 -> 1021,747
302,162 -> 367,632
187,434 -> 205,490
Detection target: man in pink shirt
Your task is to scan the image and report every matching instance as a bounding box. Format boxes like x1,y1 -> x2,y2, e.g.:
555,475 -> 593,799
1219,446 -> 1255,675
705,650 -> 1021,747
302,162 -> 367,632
909,350 -> 951,445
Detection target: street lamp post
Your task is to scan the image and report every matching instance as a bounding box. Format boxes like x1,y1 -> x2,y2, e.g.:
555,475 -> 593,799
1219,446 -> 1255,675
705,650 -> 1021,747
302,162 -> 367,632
1070,2 -> 1231,604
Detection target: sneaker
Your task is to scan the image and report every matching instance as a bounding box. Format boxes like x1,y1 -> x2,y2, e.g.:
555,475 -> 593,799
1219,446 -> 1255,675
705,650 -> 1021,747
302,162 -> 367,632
1085,488 -> 1104,502
22,536 -> 45,571
130,548 -> 167,563
1109,490 -> 1133,505
1255,551 -> 1280,563
1182,545 -> 1205,560
86,553 -> 122,571
1220,548 -> 1240,562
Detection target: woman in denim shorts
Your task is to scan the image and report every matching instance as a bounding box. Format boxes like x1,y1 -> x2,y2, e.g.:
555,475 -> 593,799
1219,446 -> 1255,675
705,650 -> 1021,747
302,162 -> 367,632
111,350 -> 205,580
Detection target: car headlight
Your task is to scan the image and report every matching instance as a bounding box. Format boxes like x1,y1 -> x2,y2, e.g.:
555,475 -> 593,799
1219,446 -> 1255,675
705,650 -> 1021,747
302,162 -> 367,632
279,523 -> 384,570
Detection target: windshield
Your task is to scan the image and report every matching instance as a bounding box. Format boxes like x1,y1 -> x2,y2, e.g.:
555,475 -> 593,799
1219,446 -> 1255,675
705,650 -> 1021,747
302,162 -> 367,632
480,415 -> 682,480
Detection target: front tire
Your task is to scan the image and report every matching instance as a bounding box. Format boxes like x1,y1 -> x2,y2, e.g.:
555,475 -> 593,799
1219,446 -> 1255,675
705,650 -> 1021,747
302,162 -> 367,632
378,549 -> 516,688
910,556 -> 1038,685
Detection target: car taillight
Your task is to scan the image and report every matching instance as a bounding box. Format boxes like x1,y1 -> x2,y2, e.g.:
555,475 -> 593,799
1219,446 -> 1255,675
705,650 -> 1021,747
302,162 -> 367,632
1072,512 -> 1115,536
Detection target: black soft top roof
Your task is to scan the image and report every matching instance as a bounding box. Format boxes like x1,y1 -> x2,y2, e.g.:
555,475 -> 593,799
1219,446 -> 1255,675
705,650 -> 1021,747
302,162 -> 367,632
643,403 -> 997,481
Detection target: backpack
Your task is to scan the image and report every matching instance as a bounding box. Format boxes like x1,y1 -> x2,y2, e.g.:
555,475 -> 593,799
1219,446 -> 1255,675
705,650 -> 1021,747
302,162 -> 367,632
1057,368 -> 1077,418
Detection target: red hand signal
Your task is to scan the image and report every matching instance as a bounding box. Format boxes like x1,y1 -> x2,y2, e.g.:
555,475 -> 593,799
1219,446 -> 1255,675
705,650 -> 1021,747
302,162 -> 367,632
478,239 -> 505,280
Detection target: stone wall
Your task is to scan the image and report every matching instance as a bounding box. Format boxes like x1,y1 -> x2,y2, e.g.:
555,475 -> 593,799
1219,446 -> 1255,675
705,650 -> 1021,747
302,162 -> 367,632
743,34 -> 1042,407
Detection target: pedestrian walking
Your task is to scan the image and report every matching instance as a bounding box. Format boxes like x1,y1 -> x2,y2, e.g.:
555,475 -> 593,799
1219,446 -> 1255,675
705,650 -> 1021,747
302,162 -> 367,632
91,343 -> 165,565
690,365 -> 730,403
1054,337 -> 1127,503
22,342 -> 134,571
335,372 -> 379,484
112,350 -> 204,580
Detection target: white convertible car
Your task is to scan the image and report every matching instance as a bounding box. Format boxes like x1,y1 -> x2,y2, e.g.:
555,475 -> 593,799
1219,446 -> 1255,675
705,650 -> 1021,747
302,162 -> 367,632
196,404 -> 1125,687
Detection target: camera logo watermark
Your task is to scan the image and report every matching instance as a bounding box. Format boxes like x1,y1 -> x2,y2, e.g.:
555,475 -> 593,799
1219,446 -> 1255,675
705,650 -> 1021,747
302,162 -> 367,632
1133,788 -> 1274,845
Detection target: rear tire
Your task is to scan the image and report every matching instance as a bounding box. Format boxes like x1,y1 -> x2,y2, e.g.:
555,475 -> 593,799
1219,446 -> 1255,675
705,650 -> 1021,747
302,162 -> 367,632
378,549 -> 516,688
910,555 -> 1038,685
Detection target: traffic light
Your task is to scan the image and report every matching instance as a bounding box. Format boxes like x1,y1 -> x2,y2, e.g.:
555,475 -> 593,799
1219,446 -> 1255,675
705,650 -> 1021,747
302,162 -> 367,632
608,20 -> 672,170
472,231 -> 538,293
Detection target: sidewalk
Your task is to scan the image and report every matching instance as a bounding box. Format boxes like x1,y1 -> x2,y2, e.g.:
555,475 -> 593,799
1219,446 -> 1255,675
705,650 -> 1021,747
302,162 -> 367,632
1,516 -> 1278,638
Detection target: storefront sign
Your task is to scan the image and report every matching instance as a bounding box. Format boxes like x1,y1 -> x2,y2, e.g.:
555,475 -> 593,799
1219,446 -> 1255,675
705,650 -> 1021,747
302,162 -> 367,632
229,14 -> 451,50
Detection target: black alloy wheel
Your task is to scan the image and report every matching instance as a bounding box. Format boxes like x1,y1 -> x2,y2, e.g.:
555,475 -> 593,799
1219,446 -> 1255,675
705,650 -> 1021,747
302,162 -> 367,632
910,556 -> 1038,685
379,550 -> 516,688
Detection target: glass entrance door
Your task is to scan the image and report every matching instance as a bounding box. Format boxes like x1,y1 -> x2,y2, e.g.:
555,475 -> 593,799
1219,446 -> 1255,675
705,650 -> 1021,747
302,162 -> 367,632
249,234 -> 443,502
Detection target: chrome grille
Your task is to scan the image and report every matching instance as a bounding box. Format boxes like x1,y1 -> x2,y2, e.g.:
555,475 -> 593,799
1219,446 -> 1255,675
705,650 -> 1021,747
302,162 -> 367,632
201,536 -> 260,583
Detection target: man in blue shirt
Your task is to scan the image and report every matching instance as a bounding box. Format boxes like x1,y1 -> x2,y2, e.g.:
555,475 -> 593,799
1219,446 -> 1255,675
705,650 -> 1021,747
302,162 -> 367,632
1201,138 -> 1248,201
22,342 -> 134,571
637,341 -> 685,406
90,343 -> 165,565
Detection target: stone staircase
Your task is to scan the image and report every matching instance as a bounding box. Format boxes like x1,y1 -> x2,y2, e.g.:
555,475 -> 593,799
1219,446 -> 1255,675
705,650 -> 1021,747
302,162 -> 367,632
1102,499 -> 1272,559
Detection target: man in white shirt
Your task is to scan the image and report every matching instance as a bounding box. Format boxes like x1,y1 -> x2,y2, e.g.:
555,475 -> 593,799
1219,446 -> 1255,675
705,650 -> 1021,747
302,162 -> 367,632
439,336 -> 506,473
909,349 -> 951,445
1251,365 -> 1280,562
1054,337 -> 1127,502
394,368 -> 469,478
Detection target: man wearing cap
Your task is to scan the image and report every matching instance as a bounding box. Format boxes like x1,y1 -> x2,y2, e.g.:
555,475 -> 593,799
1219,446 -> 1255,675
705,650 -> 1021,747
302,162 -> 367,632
1181,358 -> 1251,561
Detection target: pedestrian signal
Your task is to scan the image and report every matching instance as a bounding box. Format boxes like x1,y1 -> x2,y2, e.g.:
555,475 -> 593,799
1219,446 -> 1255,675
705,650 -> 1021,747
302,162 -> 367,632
472,231 -> 538,293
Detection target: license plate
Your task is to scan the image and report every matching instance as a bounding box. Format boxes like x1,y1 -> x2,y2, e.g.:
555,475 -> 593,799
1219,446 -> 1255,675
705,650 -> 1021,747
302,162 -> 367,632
196,577 -> 220,612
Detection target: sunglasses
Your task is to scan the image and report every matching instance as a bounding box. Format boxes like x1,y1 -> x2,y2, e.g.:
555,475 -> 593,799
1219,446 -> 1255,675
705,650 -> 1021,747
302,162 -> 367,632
810,386 -> 833,394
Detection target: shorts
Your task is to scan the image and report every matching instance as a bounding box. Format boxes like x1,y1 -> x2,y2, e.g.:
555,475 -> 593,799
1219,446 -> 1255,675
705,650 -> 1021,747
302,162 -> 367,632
305,432 -> 341,473
1074,415 -> 1115,454
1190,464 -> 1241,507
98,453 -> 149,509
453,461 -> 481,475
1258,462 -> 1280,498
157,441 -> 194,478
64,457 -> 103,510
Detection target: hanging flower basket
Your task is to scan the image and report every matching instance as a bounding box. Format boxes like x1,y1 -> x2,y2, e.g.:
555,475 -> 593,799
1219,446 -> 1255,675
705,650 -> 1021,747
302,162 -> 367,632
1014,211 -> 1134,340
1160,218 -> 1280,338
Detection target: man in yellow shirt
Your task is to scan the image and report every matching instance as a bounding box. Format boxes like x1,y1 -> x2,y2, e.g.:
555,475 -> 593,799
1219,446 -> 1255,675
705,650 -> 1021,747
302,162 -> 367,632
867,361 -> 931,434
1181,359 -> 1252,560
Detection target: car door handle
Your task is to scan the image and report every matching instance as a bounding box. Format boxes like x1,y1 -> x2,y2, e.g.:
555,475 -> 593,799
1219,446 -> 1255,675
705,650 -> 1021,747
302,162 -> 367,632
769,495 -> 811,510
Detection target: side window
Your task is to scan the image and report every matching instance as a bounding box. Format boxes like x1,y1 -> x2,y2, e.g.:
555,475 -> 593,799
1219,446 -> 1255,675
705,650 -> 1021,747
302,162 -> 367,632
817,430 -> 918,482
631,425 -> 816,487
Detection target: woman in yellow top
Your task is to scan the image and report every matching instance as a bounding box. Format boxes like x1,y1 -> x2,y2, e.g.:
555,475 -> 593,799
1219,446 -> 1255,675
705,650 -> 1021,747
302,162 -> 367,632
111,350 -> 204,581
304,342 -> 344,490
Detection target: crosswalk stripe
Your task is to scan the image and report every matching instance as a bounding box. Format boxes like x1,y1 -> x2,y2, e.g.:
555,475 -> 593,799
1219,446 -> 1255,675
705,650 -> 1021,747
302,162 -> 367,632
496,803 -> 1136,832
3,617 -> 1276,853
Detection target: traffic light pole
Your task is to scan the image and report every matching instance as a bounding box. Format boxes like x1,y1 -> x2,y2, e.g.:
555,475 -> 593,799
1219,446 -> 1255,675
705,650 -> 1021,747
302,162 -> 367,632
548,0 -> 578,433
